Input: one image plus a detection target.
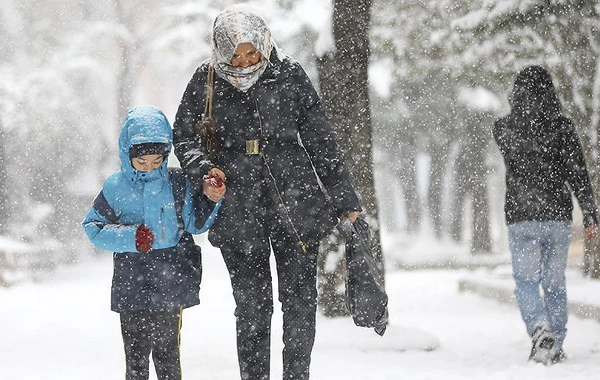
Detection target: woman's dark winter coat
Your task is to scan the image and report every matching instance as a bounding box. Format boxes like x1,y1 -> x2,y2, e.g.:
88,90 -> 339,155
173,54 -> 360,248
493,66 -> 598,227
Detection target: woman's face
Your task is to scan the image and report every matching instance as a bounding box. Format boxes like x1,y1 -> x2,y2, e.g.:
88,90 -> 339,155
230,43 -> 262,67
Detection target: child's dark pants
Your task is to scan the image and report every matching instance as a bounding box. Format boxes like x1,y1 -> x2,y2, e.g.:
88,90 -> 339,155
120,309 -> 182,380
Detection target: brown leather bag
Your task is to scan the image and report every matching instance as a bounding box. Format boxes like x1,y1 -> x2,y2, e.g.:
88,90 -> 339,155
195,64 -> 219,162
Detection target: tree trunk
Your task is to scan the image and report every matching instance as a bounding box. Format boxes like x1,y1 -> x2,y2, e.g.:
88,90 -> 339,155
470,179 -> 492,253
547,9 -> 600,279
0,122 -> 7,233
114,0 -> 139,127
585,159 -> 600,279
393,146 -> 421,234
427,142 -> 449,239
466,114 -> 492,253
316,0 -> 383,316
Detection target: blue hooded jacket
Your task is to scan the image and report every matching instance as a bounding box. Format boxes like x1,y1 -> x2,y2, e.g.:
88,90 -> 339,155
82,105 -> 220,312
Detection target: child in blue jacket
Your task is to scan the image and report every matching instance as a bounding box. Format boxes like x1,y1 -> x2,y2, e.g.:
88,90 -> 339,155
82,105 -> 221,380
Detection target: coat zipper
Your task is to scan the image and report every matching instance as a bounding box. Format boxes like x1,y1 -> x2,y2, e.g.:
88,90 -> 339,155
160,207 -> 165,241
255,99 -> 308,254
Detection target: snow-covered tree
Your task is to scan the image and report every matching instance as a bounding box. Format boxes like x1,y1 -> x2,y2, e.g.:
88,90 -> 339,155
369,0 -> 496,253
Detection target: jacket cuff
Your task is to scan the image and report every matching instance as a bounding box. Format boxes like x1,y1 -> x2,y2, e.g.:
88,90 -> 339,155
583,212 -> 598,228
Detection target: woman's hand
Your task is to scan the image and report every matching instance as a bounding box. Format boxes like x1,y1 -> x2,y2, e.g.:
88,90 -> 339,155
203,168 -> 227,203
339,211 -> 360,224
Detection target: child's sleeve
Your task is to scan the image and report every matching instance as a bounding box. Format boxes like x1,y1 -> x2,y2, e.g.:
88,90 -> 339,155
81,190 -> 140,253
181,180 -> 221,234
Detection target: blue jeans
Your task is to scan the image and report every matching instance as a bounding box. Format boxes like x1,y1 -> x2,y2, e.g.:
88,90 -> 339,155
508,220 -> 572,349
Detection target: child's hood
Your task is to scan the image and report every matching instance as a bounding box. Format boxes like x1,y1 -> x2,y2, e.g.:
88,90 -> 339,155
118,105 -> 173,176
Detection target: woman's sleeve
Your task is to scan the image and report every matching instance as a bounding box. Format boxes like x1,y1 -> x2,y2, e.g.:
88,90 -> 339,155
81,190 -> 139,253
562,119 -> 599,227
292,62 -> 361,214
173,65 -> 214,196
493,119 -> 521,175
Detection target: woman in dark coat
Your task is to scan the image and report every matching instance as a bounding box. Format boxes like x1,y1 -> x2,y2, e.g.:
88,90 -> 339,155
493,65 -> 598,365
172,5 -> 360,380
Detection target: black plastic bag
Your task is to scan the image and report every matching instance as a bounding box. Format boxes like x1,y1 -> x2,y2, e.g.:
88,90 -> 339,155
337,217 -> 389,336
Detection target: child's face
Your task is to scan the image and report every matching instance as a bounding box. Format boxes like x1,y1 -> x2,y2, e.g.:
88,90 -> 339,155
131,154 -> 164,172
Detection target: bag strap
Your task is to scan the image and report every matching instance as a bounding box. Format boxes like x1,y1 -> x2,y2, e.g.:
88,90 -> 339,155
195,64 -> 219,162
168,167 -> 186,231
93,171 -> 187,234
203,64 -> 214,119
170,168 -> 199,249
92,190 -> 120,224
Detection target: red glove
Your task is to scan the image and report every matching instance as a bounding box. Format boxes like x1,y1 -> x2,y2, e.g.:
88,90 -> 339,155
203,171 -> 224,188
135,225 -> 154,253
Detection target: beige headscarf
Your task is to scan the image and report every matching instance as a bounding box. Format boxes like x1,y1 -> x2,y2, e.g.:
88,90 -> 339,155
211,5 -> 275,92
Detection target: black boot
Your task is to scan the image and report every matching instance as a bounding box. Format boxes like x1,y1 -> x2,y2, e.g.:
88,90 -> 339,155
550,349 -> 566,364
528,324 -> 555,365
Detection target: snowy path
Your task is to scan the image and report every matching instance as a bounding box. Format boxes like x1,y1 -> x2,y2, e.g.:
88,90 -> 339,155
2,240 -> 600,380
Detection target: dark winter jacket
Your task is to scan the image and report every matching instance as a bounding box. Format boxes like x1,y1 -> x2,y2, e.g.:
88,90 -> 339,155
173,53 -> 360,248
82,105 -> 220,312
493,66 -> 598,227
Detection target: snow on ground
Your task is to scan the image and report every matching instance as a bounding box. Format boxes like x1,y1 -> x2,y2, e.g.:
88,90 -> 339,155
2,237 -> 600,380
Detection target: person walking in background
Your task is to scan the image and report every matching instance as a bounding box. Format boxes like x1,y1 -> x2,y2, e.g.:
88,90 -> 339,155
82,105 -> 220,380
493,65 -> 598,365
172,5 -> 361,380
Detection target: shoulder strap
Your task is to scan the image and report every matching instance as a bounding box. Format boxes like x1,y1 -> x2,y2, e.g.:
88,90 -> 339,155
92,190 -> 120,224
93,173 -> 187,232
169,167 -> 186,231
204,64 -> 214,119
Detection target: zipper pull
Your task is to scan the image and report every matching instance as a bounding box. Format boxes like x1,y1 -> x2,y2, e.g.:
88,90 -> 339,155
161,207 -> 165,241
